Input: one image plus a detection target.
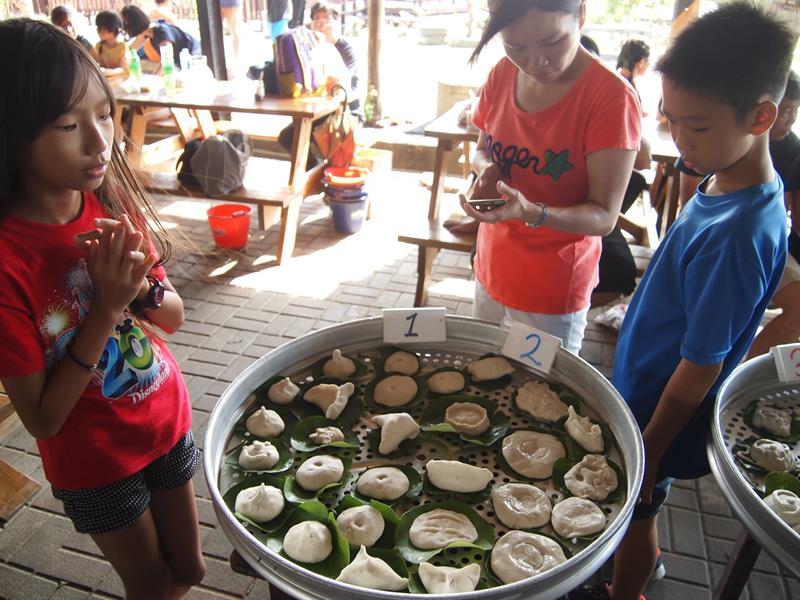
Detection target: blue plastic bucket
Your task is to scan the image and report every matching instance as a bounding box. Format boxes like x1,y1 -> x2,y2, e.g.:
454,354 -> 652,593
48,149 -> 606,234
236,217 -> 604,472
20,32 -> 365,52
330,198 -> 368,233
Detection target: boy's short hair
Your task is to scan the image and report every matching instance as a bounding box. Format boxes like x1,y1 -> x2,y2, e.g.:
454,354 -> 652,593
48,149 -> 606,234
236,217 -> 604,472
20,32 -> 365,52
656,1 -> 796,119
95,10 -> 122,35
50,5 -> 71,26
310,2 -> 339,20
785,71 -> 800,101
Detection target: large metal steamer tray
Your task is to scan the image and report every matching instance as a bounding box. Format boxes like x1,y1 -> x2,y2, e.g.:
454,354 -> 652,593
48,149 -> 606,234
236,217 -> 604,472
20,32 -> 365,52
205,316 -> 644,600
708,355 -> 800,577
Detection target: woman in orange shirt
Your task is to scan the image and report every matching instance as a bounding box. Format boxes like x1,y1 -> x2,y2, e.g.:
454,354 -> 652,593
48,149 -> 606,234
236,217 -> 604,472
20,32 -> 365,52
462,0 -> 641,353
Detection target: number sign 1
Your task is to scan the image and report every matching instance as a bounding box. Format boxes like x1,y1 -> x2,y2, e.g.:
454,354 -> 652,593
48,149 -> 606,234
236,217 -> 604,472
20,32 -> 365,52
382,307 -> 447,344
772,343 -> 800,383
501,320 -> 562,374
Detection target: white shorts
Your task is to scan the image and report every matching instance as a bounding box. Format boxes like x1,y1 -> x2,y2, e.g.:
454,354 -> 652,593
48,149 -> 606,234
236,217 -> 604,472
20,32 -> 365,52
778,253 -> 800,292
473,280 -> 589,355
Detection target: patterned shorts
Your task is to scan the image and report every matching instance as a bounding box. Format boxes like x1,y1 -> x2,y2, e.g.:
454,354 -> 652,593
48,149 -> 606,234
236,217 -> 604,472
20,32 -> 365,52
52,430 -> 199,535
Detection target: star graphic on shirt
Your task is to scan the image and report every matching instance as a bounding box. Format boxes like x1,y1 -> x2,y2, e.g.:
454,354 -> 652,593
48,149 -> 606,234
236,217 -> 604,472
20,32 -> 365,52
540,149 -> 573,181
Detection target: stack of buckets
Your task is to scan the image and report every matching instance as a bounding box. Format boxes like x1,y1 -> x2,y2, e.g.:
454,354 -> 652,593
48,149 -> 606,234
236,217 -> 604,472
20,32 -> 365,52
324,167 -> 369,234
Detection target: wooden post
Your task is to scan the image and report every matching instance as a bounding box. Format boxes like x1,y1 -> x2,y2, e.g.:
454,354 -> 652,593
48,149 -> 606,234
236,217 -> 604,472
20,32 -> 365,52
367,0 -> 383,120
196,0 -> 228,80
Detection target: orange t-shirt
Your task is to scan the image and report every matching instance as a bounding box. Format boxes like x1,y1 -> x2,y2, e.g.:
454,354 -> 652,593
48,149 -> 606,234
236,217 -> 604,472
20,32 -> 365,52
472,57 -> 642,314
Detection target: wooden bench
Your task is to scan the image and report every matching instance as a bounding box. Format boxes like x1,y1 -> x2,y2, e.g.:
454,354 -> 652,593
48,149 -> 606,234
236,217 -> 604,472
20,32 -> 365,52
0,384 -> 40,520
140,156 -> 305,264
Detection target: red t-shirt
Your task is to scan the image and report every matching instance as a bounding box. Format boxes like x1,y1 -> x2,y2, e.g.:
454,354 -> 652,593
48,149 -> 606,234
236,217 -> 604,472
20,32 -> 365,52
472,57 -> 642,314
0,192 -> 191,489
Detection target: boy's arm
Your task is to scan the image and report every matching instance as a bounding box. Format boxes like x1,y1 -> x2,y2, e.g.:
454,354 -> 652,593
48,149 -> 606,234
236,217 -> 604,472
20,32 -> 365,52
640,358 -> 723,503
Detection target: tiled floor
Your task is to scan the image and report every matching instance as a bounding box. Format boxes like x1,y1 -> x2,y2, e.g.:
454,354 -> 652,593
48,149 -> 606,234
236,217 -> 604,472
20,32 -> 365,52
0,172 -> 796,599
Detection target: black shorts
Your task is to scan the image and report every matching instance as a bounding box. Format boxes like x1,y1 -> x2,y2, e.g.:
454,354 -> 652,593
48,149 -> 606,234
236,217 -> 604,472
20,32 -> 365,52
632,477 -> 673,520
52,430 -> 199,535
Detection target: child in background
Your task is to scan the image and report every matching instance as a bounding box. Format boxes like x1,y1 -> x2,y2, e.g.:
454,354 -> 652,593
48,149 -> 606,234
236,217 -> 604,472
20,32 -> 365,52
567,3 -> 794,599
0,19 -> 205,598
92,10 -> 129,79
50,5 -> 93,53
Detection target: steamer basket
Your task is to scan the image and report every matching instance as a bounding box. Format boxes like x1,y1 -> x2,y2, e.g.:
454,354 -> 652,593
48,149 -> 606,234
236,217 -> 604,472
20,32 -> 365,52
707,355 -> 800,577
204,316 -> 645,600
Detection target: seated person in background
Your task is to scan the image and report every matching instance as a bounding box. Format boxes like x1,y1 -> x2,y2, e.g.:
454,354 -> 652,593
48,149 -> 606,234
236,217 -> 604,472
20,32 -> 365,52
677,71 -> 800,358
149,0 -> 177,25
91,10 -> 129,79
50,5 -> 93,53
593,36 -> 652,306
139,20 -> 200,68
121,5 -> 151,56
278,1 -> 360,170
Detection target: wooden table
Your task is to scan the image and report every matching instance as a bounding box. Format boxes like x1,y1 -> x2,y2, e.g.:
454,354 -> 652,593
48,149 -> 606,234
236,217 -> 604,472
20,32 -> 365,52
398,104 -> 479,306
114,76 -> 341,188
644,121 -> 683,238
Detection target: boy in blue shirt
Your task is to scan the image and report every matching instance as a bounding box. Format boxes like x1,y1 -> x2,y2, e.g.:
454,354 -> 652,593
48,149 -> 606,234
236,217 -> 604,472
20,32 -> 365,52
568,3 -> 795,600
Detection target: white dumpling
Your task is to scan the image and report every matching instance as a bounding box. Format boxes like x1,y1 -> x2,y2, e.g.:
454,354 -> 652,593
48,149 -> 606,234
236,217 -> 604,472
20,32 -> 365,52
551,497 -> 606,538
357,466 -> 410,500
753,403 -> 793,438
309,426 -> 345,445
444,402 -> 491,435
336,545 -> 409,591
515,381 -> 569,422
564,406 -> 604,453
238,440 -> 280,470
372,412 -> 420,454
336,506 -> 385,547
246,406 -> 285,438
409,509 -> 478,550
490,530 -> 566,583
234,483 -> 284,522
564,454 -> 619,502
502,431 -> 566,479
426,460 -> 493,493
304,382 -> 355,420
418,562 -> 481,594
384,350 -> 419,375
466,356 -> 514,382
267,377 -> 299,404
323,349 -> 357,377
283,521 -> 332,563
490,483 -> 551,529
296,454 -> 344,491
749,439 -> 795,472
374,375 -> 418,407
764,489 -> 800,532
428,370 -> 466,394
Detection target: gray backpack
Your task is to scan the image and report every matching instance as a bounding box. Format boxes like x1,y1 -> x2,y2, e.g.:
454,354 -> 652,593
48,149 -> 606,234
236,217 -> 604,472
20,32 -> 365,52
190,130 -> 252,197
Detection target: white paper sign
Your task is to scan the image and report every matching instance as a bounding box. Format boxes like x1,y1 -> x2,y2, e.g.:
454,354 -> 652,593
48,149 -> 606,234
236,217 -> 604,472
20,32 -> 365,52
772,343 -> 800,383
383,307 -> 446,344
501,321 -> 562,374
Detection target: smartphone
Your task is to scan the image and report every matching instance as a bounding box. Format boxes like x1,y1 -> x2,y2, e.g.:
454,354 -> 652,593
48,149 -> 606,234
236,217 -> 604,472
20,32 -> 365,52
466,199 -> 507,211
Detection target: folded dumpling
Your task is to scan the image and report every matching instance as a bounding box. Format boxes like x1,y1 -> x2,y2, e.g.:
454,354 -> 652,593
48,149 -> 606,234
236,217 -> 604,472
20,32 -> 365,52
515,381 -> 569,422
426,460 -> 493,492
502,431 -> 566,479
764,489 -> 800,532
748,439 -> 795,472
409,509 -> 478,550
564,406 -> 604,453
304,382 -> 355,420
752,403 -> 793,438
551,497 -> 606,538
418,562 -> 481,594
466,356 -> 513,382
372,412 -> 420,454
336,546 -> 408,591
564,454 -> 618,502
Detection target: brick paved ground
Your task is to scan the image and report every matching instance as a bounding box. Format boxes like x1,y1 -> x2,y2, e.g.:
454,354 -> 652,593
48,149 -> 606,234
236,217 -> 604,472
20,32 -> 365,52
0,171 -> 796,599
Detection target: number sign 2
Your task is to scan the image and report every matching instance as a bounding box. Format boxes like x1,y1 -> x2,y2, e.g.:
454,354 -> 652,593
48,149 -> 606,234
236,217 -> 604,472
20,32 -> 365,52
772,343 -> 800,383
383,308 -> 446,344
501,321 -> 562,374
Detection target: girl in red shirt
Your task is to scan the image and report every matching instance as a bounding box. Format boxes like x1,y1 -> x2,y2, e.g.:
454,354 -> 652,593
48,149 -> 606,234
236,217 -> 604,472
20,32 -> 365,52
0,20 -> 204,598
462,0 -> 641,353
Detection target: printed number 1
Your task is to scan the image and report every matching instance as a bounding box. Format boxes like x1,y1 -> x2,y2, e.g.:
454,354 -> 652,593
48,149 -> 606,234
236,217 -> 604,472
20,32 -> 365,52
405,312 -> 419,338
792,347 -> 800,377
520,333 -> 542,366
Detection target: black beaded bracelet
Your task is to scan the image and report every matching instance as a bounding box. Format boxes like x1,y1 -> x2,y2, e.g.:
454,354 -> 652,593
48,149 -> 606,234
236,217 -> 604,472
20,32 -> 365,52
525,202 -> 548,229
66,341 -> 98,373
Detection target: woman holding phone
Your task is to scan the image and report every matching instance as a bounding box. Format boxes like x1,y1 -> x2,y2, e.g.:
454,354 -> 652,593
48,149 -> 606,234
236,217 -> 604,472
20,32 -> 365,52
462,0 -> 640,353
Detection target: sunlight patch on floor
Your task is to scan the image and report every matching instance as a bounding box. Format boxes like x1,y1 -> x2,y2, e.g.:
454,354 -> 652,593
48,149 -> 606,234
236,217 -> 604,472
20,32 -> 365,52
429,277 -> 474,300
158,199 -> 214,221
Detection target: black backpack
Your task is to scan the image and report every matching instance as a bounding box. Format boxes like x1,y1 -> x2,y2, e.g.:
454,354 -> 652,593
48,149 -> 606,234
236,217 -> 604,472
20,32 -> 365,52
176,138 -> 203,187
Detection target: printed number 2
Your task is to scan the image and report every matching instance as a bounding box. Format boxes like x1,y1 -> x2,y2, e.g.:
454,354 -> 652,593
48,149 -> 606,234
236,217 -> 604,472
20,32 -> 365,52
405,312 -> 419,338
520,333 -> 542,366
792,347 -> 800,377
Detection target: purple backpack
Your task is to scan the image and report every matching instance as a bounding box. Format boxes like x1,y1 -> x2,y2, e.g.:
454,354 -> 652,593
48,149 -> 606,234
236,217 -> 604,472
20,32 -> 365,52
274,28 -> 325,97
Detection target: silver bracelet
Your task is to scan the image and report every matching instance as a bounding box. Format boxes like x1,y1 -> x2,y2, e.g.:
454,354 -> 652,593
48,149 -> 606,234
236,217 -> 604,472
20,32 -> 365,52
525,203 -> 548,228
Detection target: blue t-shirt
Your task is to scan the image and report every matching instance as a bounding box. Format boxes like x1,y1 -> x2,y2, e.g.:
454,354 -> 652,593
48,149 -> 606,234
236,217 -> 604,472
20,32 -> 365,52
612,176 -> 787,479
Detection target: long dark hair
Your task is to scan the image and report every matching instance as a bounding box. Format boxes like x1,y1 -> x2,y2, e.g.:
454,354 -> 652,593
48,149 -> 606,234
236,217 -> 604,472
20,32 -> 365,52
470,0 -> 583,63
121,5 -> 152,38
616,39 -> 650,73
0,19 -> 171,264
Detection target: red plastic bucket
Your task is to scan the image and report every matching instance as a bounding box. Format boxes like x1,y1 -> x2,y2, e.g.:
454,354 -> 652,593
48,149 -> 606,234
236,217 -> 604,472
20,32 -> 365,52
207,204 -> 251,250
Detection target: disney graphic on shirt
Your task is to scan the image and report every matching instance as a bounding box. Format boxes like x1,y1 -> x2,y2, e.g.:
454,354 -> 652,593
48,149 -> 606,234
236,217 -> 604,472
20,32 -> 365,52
485,134 -> 574,181
39,258 -> 170,404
